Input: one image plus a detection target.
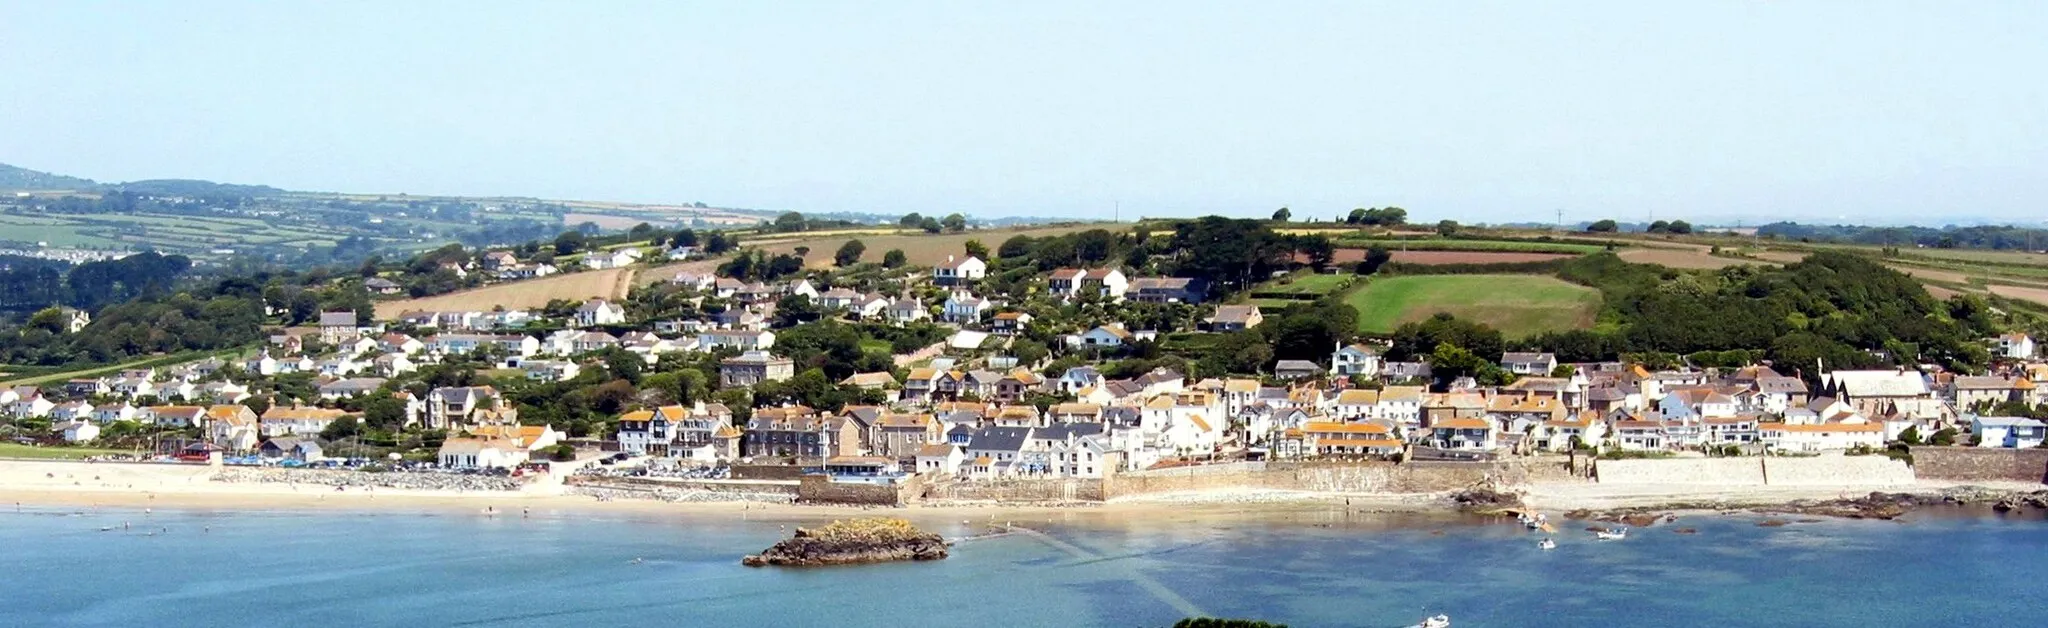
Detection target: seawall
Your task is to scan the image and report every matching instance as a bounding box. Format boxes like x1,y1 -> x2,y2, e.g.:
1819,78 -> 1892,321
1593,455 -> 1912,487
1911,447 -> 2048,483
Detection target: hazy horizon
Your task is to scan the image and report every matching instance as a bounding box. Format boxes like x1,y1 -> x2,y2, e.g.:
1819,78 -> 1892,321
3,1 -> 2043,226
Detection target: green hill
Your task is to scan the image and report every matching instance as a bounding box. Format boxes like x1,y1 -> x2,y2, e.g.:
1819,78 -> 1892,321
0,163 -> 98,190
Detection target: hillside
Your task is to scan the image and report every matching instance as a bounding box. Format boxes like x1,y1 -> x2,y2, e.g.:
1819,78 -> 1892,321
0,163 -> 97,190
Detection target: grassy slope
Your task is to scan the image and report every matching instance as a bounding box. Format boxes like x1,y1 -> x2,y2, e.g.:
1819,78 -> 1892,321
1345,274 -> 1601,338
0,442 -> 137,459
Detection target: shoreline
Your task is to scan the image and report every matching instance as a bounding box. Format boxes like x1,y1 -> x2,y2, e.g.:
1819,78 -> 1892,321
4,459 -> 2043,525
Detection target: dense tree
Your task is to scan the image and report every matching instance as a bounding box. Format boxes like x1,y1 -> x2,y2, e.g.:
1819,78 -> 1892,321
964,239 -> 989,260
1586,219 -> 1619,233
1390,313 -> 1505,362
941,213 -> 967,233
1435,220 -> 1458,236
1263,301 -> 1358,362
898,213 -> 924,228
1354,246 -> 1392,275
1198,331 -> 1274,377
998,235 -> 1034,259
773,212 -> 807,233
920,217 -> 942,234
1169,217 -> 1294,295
1667,220 -> 1693,234
1344,207 -> 1406,226
834,239 -> 867,267
1646,220 -> 1673,234
1271,207 -> 1292,222
553,230 -> 588,255
882,249 -> 908,268
669,229 -> 699,249
319,416 -> 362,441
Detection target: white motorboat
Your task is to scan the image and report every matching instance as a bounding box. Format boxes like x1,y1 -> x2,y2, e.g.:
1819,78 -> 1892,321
1538,538 -> 1557,550
1409,614 -> 1451,628
1595,528 -> 1628,541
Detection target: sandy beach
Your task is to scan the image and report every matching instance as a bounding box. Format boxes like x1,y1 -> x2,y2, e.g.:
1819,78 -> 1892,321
4,459 -> 2036,525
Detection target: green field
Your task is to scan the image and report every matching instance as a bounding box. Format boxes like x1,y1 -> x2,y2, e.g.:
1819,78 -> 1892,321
1336,238 -> 1605,254
1251,272 -> 1353,296
0,442 -> 137,459
1346,274 -> 1602,337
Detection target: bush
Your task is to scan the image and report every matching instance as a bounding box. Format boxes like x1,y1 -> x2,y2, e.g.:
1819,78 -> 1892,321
549,444 -> 576,462
1930,427 -> 1959,446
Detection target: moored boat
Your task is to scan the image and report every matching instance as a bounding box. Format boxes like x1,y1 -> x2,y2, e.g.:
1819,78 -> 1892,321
1408,614 -> 1451,628
1596,527 -> 1628,541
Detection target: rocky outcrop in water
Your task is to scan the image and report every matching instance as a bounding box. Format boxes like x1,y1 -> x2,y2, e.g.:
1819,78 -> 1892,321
1449,486 -> 1524,511
742,518 -> 948,567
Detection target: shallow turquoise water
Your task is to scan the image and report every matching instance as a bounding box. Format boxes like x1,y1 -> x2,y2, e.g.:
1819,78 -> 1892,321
2,504 -> 2043,627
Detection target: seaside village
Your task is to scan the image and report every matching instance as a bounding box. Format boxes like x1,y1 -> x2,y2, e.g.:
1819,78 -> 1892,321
9,251 -> 2048,498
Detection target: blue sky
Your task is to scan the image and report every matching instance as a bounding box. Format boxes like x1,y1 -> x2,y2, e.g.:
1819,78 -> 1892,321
2,1 -> 2043,225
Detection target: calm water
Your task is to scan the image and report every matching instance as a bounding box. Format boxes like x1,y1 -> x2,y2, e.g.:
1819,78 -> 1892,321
3,503 -> 2045,627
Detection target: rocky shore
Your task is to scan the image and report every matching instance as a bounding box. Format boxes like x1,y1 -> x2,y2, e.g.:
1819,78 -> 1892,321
742,518 -> 949,567
211,468 -> 524,492
569,485 -> 796,504
1563,486 -> 2048,524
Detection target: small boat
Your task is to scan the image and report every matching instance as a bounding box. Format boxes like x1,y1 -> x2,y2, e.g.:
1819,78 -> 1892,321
1409,614 -> 1451,628
1538,538 -> 1557,550
1596,528 -> 1628,541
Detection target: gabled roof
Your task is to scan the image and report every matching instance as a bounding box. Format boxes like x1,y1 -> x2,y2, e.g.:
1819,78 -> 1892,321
1500,352 -> 1555,366
966,427 -> 1032,452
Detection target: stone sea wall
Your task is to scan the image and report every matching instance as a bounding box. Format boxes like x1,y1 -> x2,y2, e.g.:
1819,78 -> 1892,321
566,475 -> 800,495
796,474 -> 924,505
1595,458 -> 1766,486
1099,460 -> 1510,499
1912,447 -> 2048,483
923,479 -> 1102,502
1594,455 -> 1914,487
1764,455 -> 1913,486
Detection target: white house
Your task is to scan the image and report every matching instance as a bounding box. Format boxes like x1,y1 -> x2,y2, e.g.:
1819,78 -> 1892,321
1759,419 -> 1885,452
933,255 -> 987,286
91,402 -> 138,424
437,437 -> 529,469
942,292 -> 991,324
698,330 -> 775,352
6,390 -> 54,421
1997,333 -> 2037,360
888,299 -> 929,324
1331,343 -> 1383,378
1500,352 -> 1558,376
584,248 -> 643,270
915,443 -> 967,476
55,420 -> 100,443
1078,325 -> 1133,348
1971,415 -> 2048,448
576,299 -> 627,327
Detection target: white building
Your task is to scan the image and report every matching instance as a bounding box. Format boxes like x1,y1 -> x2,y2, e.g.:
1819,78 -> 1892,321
933,255 -> 986,286
437,437 -> 529,469
575,299 -> 627,327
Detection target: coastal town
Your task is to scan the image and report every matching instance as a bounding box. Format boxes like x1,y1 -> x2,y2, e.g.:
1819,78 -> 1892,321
7,219 -> 2048,510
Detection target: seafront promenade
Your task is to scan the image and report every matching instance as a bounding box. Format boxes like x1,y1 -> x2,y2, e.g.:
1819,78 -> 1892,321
7,448 -> 2045,518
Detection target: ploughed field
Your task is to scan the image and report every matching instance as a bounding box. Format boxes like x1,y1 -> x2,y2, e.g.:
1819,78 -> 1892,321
1345,274 -> 1601,338
373,268 -> 633,319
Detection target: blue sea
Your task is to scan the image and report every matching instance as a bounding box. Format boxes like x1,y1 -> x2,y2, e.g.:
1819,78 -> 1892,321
2,503 -> 2043,627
